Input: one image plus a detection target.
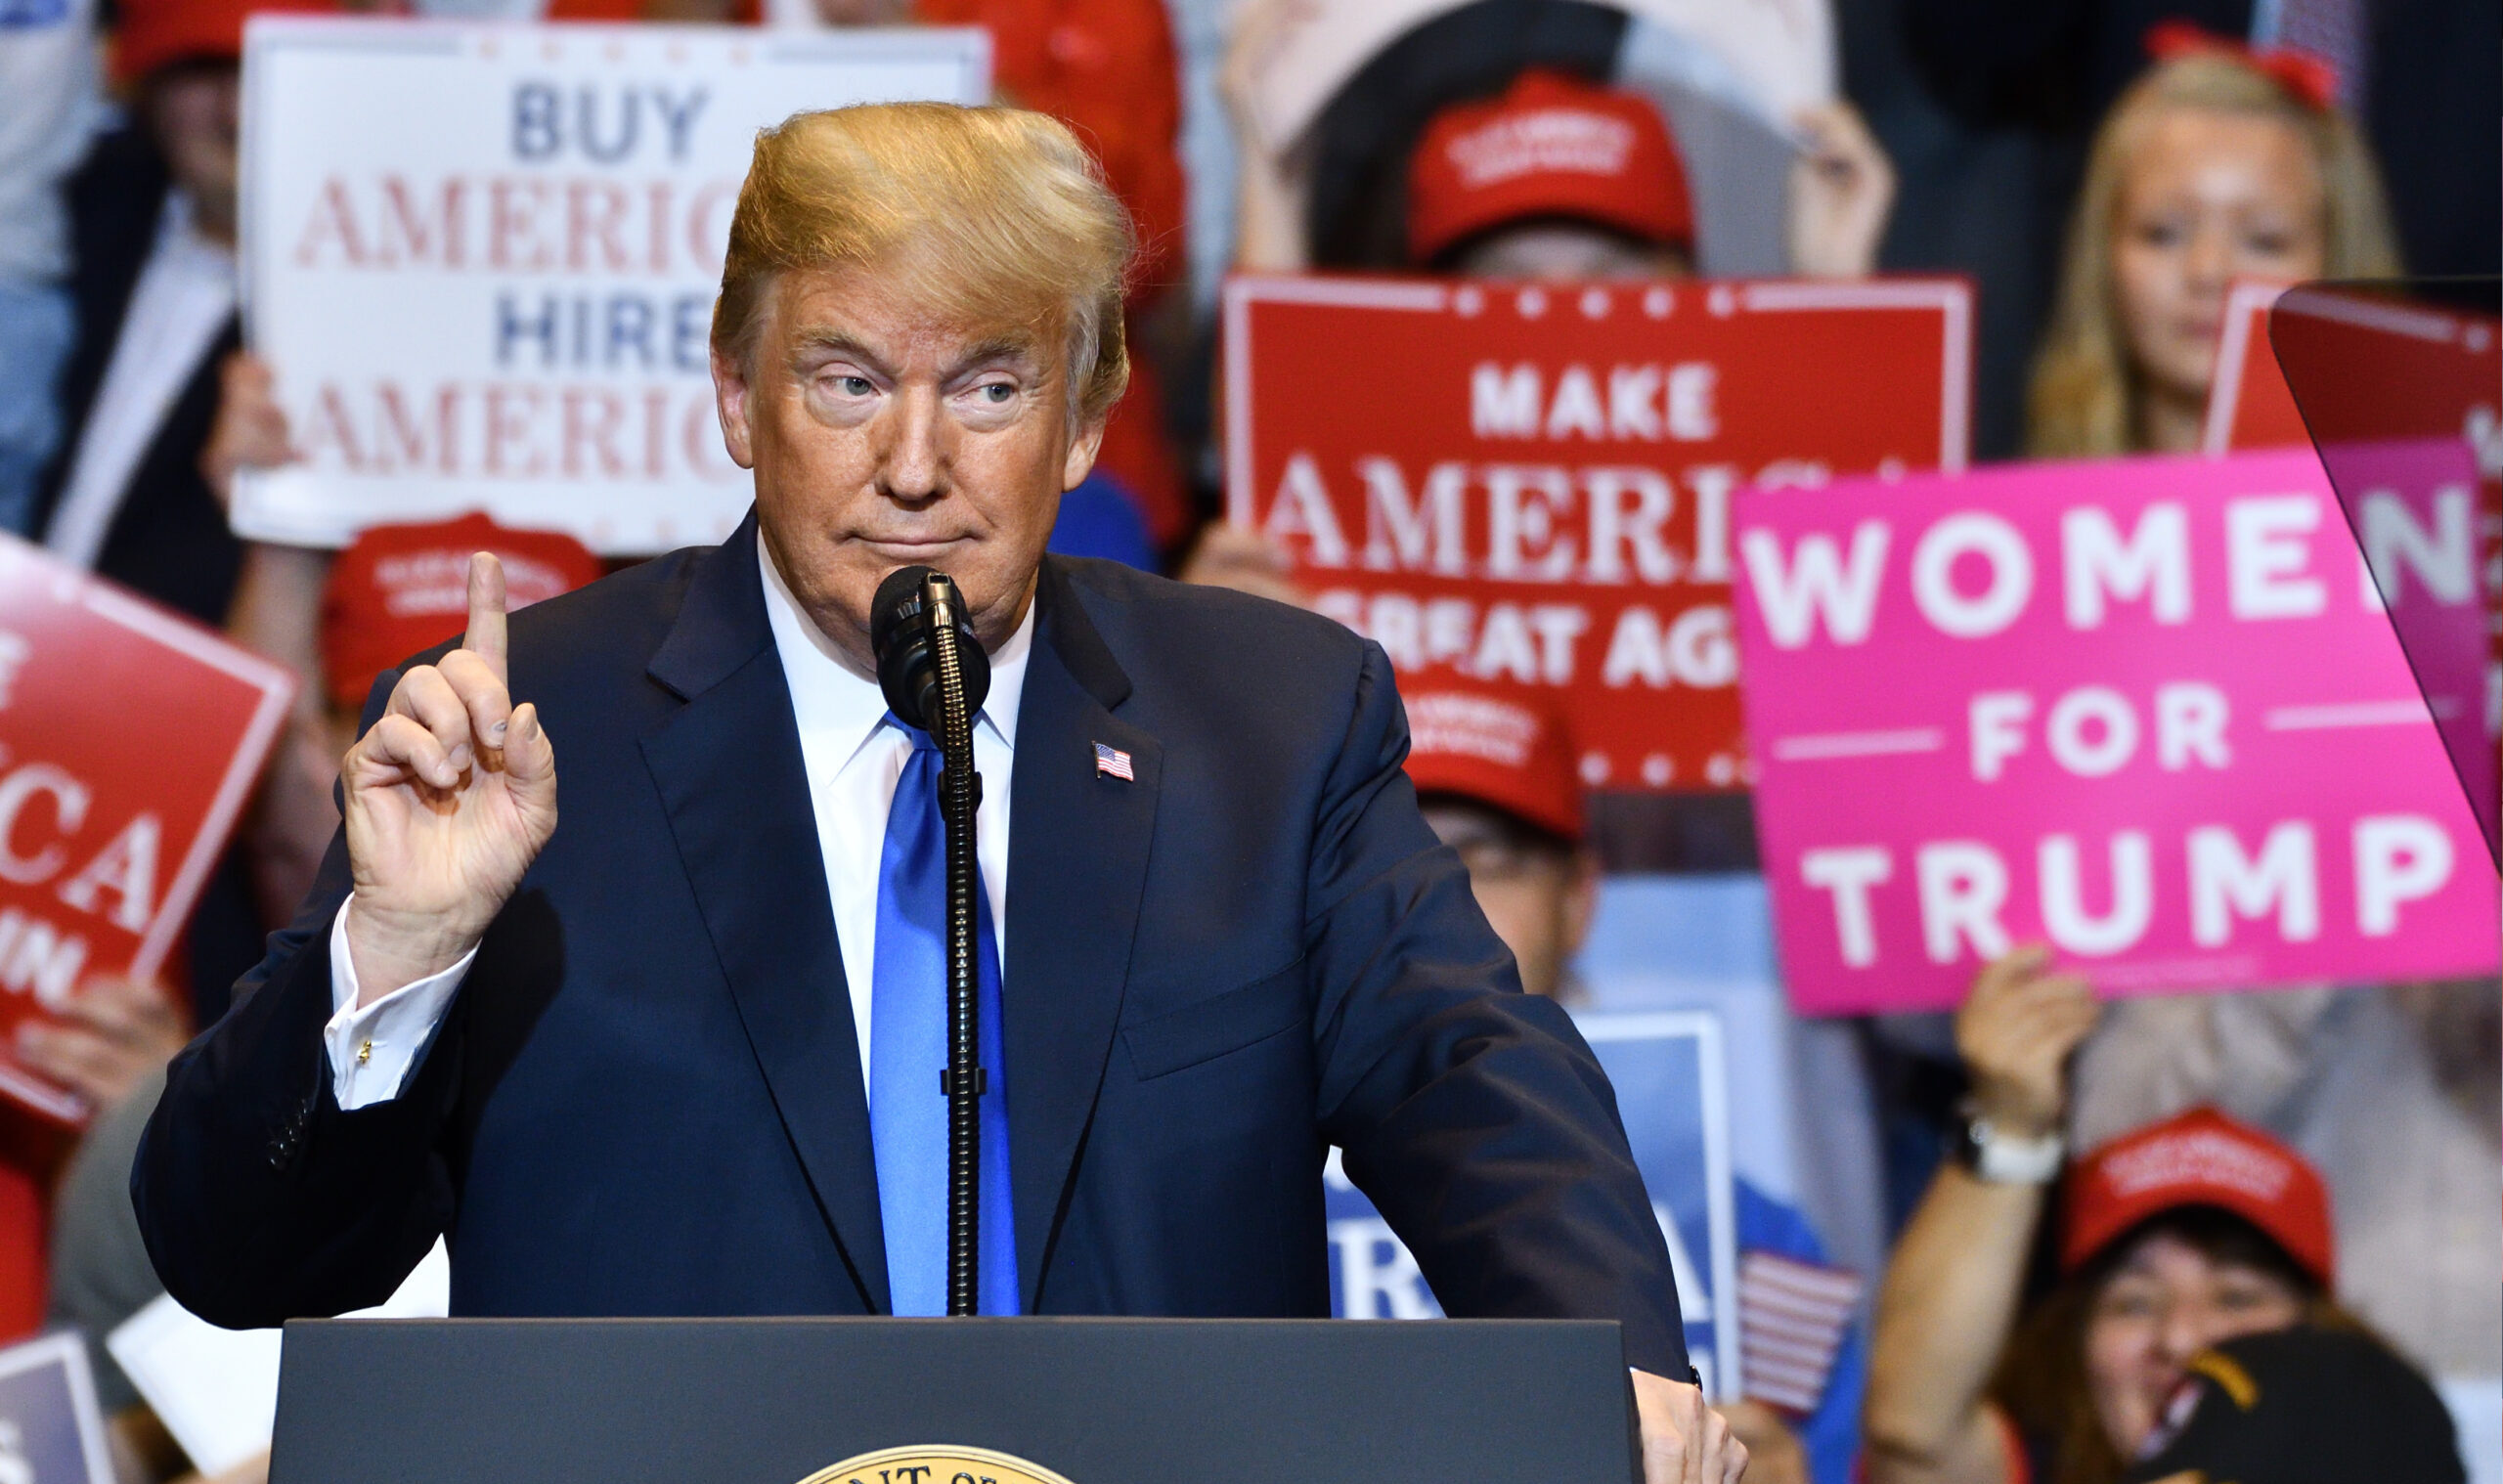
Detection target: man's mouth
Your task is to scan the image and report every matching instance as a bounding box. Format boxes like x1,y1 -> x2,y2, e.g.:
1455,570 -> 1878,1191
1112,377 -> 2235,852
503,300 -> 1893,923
856,534 -> 970,552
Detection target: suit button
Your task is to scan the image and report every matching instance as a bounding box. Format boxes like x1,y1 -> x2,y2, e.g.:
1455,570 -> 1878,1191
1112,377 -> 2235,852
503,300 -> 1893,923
267,1118 -> 309,1171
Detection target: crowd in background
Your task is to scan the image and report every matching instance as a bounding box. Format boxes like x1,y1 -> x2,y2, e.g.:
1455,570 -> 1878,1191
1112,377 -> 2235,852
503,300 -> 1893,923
0,0 -> 2497,1480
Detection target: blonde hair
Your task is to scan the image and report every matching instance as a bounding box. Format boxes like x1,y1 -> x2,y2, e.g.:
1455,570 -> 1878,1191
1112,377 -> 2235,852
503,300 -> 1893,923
2026,55 -> 2401,458
712,102 -> 1134,425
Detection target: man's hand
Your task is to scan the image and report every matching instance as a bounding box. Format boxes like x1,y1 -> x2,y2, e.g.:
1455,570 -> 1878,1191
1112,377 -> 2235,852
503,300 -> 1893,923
1632,1370 -> 1748,1483
341,553 -> 556,1003
15,976 -> 188,1110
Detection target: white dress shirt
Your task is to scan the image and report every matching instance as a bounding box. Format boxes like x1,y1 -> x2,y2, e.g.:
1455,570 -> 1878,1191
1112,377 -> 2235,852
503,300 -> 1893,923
46,192 -> 234,568
323,541 -> 1032,1110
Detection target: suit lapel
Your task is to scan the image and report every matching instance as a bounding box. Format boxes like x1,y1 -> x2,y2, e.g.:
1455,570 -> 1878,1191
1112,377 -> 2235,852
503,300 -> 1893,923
639,514 -> 890,1313
1005,559 -> 1162,1310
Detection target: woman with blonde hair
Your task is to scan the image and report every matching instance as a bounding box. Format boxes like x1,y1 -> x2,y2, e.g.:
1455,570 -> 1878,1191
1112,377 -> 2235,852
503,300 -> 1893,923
2027,26 -> 2401,458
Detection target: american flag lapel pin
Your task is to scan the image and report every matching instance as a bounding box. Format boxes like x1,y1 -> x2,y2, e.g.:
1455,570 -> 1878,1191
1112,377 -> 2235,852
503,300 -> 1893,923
1092,741 -> 1135,781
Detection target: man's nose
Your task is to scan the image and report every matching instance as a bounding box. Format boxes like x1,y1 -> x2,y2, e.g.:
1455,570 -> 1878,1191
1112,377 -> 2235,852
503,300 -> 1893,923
880,385 -> 947,503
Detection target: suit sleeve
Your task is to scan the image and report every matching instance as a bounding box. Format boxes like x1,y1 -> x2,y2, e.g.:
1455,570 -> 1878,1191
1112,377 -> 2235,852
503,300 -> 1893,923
131,670 -> 463,1329
1306,643 -> 1691,1378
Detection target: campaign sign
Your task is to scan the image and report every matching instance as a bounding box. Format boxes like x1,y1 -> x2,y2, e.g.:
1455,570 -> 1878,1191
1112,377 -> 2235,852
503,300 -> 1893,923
2267,284 -> 2503,857
1324,1011 -> 1738,1398
1225,274 -> 1970,790
2210,284 -> 2503,862
1735,451 -> 2499,1016
109,1240 -> 450,1475
235,19 -> 988,554
2315,437 -> 2498,853
0,1332 -> 116,1484
0,538 -> 294,1120
2200,279 -> 2307,454
2267,284 -> 2501,458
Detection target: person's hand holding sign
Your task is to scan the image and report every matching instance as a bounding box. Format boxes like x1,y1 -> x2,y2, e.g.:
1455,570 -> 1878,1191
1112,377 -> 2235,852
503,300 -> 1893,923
340,553 -> 556,1004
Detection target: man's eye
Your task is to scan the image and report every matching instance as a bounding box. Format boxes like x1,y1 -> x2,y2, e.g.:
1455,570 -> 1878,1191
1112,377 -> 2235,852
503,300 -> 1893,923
978,383 -> 1016,404
833,375 -> 874,397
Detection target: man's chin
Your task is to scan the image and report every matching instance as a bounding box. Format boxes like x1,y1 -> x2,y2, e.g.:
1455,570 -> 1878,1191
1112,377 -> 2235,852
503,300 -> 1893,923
797,536 -> 1035,652
852,537 -> 980,573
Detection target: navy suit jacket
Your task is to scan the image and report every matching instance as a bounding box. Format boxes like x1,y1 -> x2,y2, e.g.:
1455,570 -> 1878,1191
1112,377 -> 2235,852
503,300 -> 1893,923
134,514 -> 1689,1376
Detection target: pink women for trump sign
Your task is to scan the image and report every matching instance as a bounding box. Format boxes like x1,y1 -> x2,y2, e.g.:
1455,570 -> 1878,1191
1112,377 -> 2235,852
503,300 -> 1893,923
1735,450 -> 2498,1015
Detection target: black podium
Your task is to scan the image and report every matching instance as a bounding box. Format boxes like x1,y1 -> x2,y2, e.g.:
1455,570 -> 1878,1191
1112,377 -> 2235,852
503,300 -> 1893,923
270,1317 -> 1637,1483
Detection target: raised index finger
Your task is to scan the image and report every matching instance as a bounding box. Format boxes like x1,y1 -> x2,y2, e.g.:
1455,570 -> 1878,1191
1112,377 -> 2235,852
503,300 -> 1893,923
465,551 -> 508,683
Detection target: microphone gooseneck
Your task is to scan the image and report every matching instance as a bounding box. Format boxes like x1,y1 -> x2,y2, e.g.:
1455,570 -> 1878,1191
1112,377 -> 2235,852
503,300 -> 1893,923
868,565 -> 990,1318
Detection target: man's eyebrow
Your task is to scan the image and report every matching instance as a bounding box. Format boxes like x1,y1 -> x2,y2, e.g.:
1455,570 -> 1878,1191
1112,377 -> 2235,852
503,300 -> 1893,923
788,330 -> 893,373
944,337 -> 1045,380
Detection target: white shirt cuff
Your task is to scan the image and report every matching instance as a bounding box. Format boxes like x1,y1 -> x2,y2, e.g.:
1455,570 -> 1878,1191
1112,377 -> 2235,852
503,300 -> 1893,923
323,899 -> 474,1111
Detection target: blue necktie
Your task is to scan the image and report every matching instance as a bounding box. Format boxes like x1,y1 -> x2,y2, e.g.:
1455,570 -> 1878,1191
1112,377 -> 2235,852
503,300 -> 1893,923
869,723 -> 1019,1316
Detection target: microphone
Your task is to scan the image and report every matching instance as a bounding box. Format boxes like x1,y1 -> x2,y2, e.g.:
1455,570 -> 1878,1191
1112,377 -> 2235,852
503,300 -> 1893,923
866,564 -> 989,1317
871,565 -> 991,733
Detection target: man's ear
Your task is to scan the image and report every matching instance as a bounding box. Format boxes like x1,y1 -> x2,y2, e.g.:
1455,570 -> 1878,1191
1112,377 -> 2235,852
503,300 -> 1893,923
712,346 -> 758,471
1060,413 -> 1109,492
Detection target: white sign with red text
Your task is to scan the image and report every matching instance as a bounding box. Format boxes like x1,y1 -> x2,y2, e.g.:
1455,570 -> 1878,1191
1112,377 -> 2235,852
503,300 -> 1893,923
1735,452 -> 2499,1015
235,18 -> 988,554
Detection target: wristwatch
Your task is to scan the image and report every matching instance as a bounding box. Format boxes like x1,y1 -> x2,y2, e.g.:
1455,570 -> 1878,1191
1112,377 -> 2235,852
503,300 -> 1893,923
1954,1106 -> 2066,1184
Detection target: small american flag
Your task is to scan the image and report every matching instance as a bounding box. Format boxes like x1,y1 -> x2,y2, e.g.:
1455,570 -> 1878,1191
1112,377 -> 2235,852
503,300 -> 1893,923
1093,742 -> 1135,781
1735,1250 -> 1864,1415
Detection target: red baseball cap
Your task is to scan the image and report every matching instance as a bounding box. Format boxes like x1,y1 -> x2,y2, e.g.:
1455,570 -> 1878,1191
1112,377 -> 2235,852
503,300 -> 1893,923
2062,1107 -> 2336,1289
321,512 -> 603,712
1402,683 -> 1584,844
113,0 -> 333,86
1406,68 -> 1695,268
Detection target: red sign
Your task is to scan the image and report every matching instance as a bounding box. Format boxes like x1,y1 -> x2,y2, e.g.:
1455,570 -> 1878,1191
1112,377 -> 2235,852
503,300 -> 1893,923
0,539 -> 294,1121
2200,279 -> 2308,453
2263,284 -> 2503,853
2208,278 -> 2501,466
1224,274 -> 1971,790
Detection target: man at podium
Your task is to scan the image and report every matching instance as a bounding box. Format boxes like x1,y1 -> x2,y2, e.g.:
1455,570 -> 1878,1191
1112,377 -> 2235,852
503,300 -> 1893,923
134,103 -> 1743,1482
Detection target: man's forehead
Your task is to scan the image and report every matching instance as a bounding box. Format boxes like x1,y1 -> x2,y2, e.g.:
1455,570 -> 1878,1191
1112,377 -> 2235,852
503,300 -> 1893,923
772,266 -> 1052,371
